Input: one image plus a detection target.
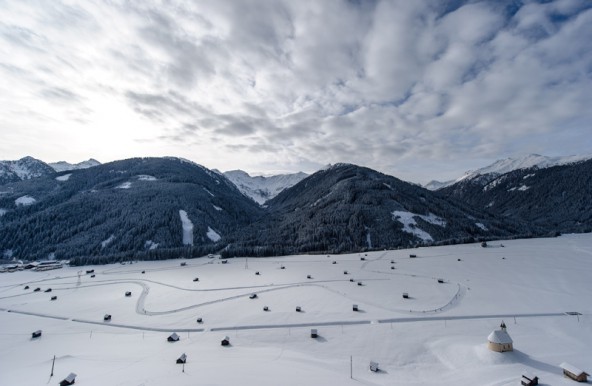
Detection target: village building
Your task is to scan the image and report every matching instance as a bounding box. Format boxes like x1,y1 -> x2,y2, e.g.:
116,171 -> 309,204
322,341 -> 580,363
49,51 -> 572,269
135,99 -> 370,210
221,336 -> 230,346
168,332 -> 180,342
487,321 -> 513,352
560,362 -> 589,382
176,353 -> 187,364
31,330 -> 42,339
310,329 -> 318,338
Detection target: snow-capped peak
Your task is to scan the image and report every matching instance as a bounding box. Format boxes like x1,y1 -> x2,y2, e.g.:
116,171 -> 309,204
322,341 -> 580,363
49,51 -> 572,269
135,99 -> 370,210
425,154 -> 592,190
49,158 -> 101,172
224,170 -> 308,205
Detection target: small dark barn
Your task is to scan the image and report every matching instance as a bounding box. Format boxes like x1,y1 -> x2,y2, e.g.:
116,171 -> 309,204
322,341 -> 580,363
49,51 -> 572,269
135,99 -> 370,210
521,372 -> 539,386
196,317 -> 203,323
403,292 -> 409,299
221,336 -> 230,346
370,361 -> 379,372
193,277 -> 199,282
296,306 -> 301,312
311,329 -> 318,338
353,304 -> 359,311
44,288 -> 52,293
168,332 -> 180,342
59,372 -> 77,386
249,293 -> 257,299
176,353 -> 187,364
103,314 -> 111,321
31,330 -> 42,338
125,291 -> 132,297
263,306 -> 269,311
51,296 -> 57,301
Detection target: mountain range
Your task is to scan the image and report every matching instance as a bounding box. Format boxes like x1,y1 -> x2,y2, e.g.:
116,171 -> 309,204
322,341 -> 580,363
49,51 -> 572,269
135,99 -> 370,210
1,154 -> 590,263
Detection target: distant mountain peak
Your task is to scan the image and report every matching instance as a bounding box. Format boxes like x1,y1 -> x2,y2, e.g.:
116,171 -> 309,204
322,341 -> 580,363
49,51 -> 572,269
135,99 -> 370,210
224,169 -> 308,205
0,156 -> 55,184
49,159 -> 101,172
425,154 -> 592,190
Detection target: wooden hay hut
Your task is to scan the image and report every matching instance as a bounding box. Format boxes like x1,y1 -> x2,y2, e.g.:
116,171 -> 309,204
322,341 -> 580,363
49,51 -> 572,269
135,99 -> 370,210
180,262 -> 186,266
44,288 -> 52,293
255,271 -> 260,275
103,314 -> 111,321
168,332 -> 180,342
487,321 -> 513,352
391,266 -> 395,270
360,257 -> 365,261
125,291 -> 132,297
357,281 -> 363,286
332,261 -> 337,264
249,293 -> 257,299
344,270 -> 348,275
141,270 -> 145,274
349,278 -> 355,282
263,306 -> 269,311
196,317 -> 203,323
560,362 -> 589,382
34,287 -> 40,292
31,330 -> 42,338
193,277 -> 199,282
370,361 -> 379,372
307,275 -> 312,279
296,306 -> 301,312
86,269 -> 94,274
402,292 -> 409,299
353,304 -> 359,311
24,285 -> 29,290
59,373 -> 76,386
521,371 -> 539,386
409,254 -> 417,258
438,278 -> 444,283
90,274 -> 95,278
176,353 -> 187,364
310,329 -> 318,338
51,296 -> 57,301
280,265 -> 285,269
221,336 -> 230,346
221,260 -> 228,264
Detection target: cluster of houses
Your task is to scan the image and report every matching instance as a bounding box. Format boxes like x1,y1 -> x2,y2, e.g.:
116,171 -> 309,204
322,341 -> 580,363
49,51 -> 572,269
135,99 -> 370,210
1,260 -> 65,273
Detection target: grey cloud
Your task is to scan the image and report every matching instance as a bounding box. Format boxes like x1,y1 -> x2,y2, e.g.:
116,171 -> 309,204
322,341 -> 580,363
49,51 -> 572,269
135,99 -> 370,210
40,87 -> 81,102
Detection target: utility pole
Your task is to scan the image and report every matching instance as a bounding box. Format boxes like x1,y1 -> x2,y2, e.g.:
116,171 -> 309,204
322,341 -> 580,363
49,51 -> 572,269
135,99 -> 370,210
350,355 -> 353,379
50,355 -> 55,377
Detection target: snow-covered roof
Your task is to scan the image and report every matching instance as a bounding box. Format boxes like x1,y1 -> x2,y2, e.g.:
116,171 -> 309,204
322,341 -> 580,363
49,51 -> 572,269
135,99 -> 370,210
64,373 -> 77,382
487,329 -> 513,344
560,362 -> 588,376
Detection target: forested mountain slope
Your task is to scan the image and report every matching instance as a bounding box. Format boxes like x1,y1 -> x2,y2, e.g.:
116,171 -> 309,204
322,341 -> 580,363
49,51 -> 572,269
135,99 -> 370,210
222,164 -> 536,257
0,157 -> 263,263
437,159 -> 592,233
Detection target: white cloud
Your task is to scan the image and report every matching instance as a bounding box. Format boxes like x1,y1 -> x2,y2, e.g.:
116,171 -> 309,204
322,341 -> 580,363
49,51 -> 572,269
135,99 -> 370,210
0,0 -> 591,184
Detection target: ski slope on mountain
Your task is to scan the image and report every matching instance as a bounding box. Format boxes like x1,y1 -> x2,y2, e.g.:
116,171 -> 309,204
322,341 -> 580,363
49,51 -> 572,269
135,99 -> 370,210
0,234 -> 591,385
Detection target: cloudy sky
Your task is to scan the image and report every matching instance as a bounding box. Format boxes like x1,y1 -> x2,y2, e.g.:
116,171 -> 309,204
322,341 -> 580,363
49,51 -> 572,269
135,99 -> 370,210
1,0 -> 591,184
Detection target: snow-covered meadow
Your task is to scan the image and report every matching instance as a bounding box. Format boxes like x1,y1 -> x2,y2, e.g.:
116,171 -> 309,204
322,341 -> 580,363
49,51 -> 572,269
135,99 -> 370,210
1,234 -> 591,385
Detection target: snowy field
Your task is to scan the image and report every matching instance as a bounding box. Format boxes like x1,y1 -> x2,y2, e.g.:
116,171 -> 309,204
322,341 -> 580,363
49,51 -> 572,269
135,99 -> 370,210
1,234 -> 591,385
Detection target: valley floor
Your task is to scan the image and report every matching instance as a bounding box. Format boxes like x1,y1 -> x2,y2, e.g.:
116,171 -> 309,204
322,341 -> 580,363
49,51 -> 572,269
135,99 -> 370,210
1,234 -> 591,385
